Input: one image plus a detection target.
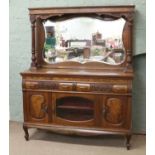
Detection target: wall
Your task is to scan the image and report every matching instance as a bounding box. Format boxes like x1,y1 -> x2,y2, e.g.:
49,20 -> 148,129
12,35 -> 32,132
133,54 -> 146,133
9,0 -> 146,133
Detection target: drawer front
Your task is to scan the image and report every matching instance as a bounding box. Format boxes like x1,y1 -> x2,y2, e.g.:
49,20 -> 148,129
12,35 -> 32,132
23,81 -> 39,89
23,80 -> 131,94
112,85 -> 128,93
76,83 -> 90,92
23,91 -> 49,123
23,80 -> 59,90
52,93 -> 98,127
101,96 -> 131,129
59,83 -> 73,91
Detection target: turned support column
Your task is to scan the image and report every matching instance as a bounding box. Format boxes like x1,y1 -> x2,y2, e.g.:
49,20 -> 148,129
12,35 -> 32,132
30,15 -> 37,69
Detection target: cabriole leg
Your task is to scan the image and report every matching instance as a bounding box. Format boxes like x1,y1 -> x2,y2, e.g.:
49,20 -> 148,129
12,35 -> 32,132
23,125 -> 29,141
125,134 -> 131,150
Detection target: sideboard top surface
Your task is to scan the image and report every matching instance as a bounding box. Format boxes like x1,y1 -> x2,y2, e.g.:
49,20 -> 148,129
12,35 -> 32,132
21,68 -> 133,78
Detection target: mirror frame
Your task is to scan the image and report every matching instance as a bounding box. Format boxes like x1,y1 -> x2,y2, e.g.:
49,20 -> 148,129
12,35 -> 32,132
29,5 -> 135,71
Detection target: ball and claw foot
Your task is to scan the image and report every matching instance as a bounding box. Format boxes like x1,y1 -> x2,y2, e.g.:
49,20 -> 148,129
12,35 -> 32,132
23,125 -> 29,141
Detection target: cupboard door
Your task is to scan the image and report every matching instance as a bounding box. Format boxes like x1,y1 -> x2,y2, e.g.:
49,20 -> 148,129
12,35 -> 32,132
52,93 -> 99,127
101,96 -> 131,129
24,91 -> 49,123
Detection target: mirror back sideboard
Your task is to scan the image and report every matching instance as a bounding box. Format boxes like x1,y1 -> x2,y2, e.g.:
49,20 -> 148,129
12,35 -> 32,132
21,5 -> 135,150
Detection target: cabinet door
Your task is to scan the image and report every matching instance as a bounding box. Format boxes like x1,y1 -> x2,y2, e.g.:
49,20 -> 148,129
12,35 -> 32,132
101,96 -> 131,129
24,91 -> 49,123
52,93 -> 99,127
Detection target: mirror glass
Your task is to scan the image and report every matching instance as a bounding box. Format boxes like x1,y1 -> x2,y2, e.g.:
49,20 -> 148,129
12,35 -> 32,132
43,17 -> 126,65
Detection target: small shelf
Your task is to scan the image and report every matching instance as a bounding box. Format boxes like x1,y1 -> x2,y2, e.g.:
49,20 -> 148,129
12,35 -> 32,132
57,105 -> 93,111
56,110 -> 94,121
55,96 -> 95,121
56,97 -> 94,111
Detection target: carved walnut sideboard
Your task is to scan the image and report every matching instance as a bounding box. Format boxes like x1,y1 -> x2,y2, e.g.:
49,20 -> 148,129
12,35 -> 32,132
21,5 -> 135,150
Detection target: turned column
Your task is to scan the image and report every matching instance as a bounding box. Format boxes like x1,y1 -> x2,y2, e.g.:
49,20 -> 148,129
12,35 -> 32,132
30,15 -> 36,68
123,13 -> 134,72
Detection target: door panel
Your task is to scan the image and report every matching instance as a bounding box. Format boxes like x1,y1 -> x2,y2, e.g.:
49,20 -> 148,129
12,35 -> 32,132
101,96 -> 131,129
104,98 -> 123,124
24,91 -> 49,123
52,93 -> 99,127
30,94 -> 47,119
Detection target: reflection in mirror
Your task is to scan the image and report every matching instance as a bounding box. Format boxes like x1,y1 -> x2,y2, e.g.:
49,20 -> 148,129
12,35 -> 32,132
43,17 -> 126,65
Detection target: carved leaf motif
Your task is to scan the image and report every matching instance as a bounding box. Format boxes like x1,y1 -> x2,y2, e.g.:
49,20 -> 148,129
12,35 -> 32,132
104,98 -> 123,124
30,95 -> 46,119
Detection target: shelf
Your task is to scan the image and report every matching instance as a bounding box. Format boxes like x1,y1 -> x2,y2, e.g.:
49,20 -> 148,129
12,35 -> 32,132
56,110 -> 94,121
56,96 -> 95,121
57,105 -> 94,111
56,96 -> 94,112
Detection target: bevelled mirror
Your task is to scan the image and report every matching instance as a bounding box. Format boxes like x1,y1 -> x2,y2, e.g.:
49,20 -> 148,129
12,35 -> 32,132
43,17 -> 126,65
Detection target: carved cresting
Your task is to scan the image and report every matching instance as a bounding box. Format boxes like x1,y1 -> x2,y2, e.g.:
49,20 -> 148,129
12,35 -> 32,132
30,94 -> 47,119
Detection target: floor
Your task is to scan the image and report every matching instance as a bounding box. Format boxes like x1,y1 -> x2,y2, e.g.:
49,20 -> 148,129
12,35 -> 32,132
10,121 -> 146,155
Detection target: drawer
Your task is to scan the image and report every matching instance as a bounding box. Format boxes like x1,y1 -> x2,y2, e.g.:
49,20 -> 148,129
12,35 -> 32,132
90,83 -> 130,94
23,81 -> 39,89
76,83 -> 90,92
23,80 -> 59,90
59,83 -> 73,91
23,80 -> 130,94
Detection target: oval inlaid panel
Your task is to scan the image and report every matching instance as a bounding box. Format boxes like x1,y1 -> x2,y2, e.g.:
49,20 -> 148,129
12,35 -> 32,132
30,95 -> 46,119
104,98 -> 123,124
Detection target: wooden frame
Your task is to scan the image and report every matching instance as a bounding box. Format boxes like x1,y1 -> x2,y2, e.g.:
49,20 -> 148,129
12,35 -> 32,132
29,5 -> 135,71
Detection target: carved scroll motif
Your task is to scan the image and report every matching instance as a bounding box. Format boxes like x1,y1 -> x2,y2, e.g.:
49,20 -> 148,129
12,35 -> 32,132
30,12 -> 134,23
90,84 -> 113,92
38,81 -> 59,89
